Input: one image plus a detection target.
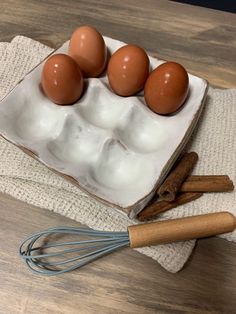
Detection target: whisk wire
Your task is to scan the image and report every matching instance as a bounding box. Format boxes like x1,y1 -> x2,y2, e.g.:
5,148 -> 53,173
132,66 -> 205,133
23,241 -> 129,275
27,239 -> 129,268
21,238 -> 129,260
19,226 -> 130,276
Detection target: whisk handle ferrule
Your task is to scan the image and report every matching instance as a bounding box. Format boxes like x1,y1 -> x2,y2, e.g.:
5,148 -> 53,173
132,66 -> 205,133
128,212 -> 236,248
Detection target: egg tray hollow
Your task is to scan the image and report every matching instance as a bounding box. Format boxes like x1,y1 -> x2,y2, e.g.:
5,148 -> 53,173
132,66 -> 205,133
0,36 -> 208,218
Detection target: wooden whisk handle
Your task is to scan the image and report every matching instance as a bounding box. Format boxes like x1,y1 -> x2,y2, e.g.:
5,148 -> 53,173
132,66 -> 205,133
128,212 -> 236,248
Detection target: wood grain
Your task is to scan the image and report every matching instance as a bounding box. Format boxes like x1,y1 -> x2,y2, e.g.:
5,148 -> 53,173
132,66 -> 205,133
0,0 -> 235,88
0,1 -> 236,313
1,193 -> 236,314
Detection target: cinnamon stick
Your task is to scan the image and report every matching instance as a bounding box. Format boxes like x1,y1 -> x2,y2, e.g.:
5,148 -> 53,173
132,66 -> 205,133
180,175 -> 234,192
138,192 -> 203,221
158,152 -> 198,201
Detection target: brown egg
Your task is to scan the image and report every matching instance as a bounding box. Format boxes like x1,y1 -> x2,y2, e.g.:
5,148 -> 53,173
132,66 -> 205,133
144,62 -> 189,115
107,44 -> 149,96
41,53 -> 83,105
69,25 -> 107,77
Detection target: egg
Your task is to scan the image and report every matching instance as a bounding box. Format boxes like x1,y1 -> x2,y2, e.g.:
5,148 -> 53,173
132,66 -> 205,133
69,25 -> 107,77
144,62 -> 189,115
107,44 -> 149,97
41,53 -> 83,105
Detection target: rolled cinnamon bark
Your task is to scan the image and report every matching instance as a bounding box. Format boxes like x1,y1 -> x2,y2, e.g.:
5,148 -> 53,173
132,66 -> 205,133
138,192 -> 203,221
180,175 -> 234,192
158,152 -> 198,201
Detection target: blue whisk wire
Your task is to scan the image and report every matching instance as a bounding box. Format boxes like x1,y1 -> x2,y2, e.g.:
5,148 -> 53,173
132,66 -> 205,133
19,226 -> 130,276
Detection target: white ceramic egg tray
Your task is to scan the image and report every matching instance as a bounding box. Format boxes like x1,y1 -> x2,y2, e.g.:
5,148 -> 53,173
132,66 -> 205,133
0,36 -> 208,217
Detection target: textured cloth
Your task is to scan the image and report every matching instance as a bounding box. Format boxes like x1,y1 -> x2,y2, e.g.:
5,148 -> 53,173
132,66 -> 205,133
0,36 -> 235,273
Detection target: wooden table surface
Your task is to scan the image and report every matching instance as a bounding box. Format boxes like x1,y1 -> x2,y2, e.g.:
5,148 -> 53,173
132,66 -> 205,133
0,1 -> 236,313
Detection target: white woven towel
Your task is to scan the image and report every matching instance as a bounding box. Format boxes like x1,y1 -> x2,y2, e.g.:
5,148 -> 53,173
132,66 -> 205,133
0,36 -> 235,273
